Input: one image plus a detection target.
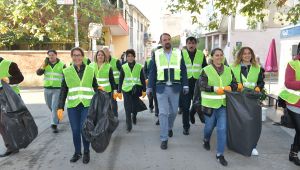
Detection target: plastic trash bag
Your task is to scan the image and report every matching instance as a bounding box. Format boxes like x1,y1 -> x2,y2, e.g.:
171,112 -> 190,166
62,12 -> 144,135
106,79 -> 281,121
0,80 -> 38,150
226,89 -> 262,156
82,91 -> 119,153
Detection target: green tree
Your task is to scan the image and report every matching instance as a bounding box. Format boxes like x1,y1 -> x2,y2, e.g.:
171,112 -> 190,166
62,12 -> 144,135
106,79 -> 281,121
0,0 -> 111,49
168,0 -> 300,30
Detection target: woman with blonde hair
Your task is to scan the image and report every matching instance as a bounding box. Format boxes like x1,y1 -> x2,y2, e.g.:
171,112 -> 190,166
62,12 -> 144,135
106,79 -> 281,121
231,46 -> 265,156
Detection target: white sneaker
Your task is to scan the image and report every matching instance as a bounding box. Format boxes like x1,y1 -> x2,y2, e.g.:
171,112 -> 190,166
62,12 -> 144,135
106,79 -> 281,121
251,148 -> 259,156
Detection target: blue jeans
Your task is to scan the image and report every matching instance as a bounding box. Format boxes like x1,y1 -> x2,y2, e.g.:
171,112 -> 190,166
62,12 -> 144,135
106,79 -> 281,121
157,86 -> 180,141
67,104 -> 90,154
204,106 -> 227,155
44,88 -> 60,125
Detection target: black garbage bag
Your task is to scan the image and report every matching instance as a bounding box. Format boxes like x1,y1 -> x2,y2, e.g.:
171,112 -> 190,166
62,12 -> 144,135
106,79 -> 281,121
82,91 -> 119,153
226,88 -> 262,157
0,81 -> 38,150
134,97 -> 147,113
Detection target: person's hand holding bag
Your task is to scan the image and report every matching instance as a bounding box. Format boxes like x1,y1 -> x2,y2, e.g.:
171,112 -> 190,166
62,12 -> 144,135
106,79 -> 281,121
57,109 -> 64,121
142,91 -> 146,98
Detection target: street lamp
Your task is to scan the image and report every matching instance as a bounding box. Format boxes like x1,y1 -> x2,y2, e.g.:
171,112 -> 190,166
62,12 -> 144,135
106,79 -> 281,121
74,0 -> 79,47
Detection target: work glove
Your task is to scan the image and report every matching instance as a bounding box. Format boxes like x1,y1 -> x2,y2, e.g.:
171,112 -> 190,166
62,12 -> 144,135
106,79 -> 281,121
1,77 -> 9,84
142,91 -> 146,98
57,109 -> 64,121
254,87 -> 261,92
224,86 -> 232,92
237,83 -> 243,92
117,93 -> 122,100
113,91 -> 118,100
214,87 -> 224,95
145,79 -> 148,86
98,86 -> 104,91
183,87 -> 189,95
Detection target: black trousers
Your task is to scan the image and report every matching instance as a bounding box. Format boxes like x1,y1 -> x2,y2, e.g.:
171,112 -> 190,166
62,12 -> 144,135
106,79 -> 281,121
288,108 -> 300,148
123,92 -> 138,129
148,88 -> 159,114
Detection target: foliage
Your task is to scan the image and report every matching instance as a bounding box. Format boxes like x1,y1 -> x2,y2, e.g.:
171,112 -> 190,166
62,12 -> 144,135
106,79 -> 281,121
0,0 -> 109,48
168,0 -> 300,30
232,43 -> 242,59
171,35 -> 181,48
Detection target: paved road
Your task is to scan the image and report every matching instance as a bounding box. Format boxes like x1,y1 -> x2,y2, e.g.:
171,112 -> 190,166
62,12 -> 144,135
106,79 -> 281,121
0,89 -> 299,170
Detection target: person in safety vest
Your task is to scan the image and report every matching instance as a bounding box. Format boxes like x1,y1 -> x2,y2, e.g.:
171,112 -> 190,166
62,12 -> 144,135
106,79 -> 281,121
231,47 -> 265,156
89,50 -> 117,103
147,33 -> 189,150
36,49 -> 66,133
193,48 -> 237,166
103,47 -> 122,117
57,47 -> 98,164
0,56 -> 24,157
279,43 -> 300,166
118,49 -> 146,132
179,37 -> 207,135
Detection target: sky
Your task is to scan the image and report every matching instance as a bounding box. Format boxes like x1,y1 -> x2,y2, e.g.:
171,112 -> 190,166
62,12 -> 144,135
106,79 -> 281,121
128,0 -> 164,43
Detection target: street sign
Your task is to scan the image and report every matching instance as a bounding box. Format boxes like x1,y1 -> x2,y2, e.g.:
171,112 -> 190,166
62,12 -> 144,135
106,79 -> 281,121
57,0 -> 73,5
88,23 -> 103,39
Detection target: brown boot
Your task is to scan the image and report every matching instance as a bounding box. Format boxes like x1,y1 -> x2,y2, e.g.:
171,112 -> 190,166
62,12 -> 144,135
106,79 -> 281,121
289,144 -> 300,166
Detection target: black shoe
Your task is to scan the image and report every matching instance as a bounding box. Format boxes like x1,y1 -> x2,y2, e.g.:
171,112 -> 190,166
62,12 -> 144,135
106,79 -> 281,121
289,144 -> 300,166
70,153 -> 82,163
190,112 -> 195,124
216,155 -> 228,166
168,130 -> 173,137
51,124 -> 58,133
0,150 -> 19,157
155,119 -> 160,126
183,128 -> 190,135
132,115 -> 137,125
150,108 -> 154,113
83,151 -> 90,164
126,125 -> 132,132
160,140 -> 168,150
203,140 -> 210,151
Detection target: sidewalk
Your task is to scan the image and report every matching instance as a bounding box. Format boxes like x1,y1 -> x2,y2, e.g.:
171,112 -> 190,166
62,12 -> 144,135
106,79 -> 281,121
0,89 -> 298,170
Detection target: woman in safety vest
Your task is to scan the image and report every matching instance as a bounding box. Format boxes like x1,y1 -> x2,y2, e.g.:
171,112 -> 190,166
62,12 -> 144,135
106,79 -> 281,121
118,49 -> 146,132
89,50 -> 118,101
193,48 -> 237,166
57,47 -> 99,164
231,47 -> 265,156
279,43 -> 300,166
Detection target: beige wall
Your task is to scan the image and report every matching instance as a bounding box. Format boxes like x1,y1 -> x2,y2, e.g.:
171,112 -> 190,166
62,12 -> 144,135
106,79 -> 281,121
111,36 -> 129,58
0,51 -> 93,87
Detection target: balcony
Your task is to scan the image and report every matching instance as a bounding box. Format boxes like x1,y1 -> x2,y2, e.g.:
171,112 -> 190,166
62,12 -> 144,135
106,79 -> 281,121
104,12 -> 129,36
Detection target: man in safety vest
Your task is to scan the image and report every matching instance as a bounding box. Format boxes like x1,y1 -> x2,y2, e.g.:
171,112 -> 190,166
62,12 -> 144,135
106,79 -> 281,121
36,49 -> 66,133
0,56 -> 24,157
103,47 -> 122,117
147,33 -> 188,150
179,37 -> 207,135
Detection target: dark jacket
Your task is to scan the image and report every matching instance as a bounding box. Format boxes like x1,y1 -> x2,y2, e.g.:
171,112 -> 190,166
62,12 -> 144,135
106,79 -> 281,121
193,64 -> 238,114
118,61 -> 146,93
0,57 -> 24,86
148,48 -> 188,94
58,64 -> 98,109
36,58 -> 66,89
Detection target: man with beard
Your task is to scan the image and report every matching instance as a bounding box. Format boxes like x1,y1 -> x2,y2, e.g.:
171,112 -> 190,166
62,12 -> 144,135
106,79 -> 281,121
147,33 -> 188,150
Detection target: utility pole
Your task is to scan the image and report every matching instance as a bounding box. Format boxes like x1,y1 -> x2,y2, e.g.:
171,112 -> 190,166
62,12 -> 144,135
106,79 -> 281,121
74,0 -> 79,47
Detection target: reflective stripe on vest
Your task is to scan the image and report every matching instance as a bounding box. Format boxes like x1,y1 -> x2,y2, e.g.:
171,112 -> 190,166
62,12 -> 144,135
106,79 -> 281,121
279,60 -> 300,104
63,65 -> 95,108
231,64 -> 260,89
201,65 -> 232,109
90,62 -> 112,92
0,59 -> 21,94
44,61 -> 64,88
110,57 -> 120,84
182,49 -> 204,79
122,63 -> 142,92
155,48 -> 181,81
